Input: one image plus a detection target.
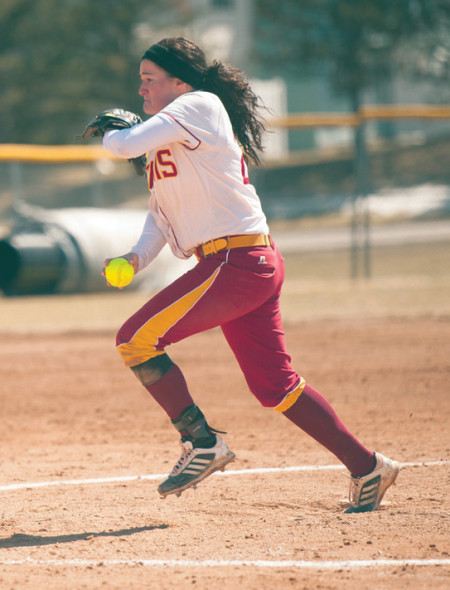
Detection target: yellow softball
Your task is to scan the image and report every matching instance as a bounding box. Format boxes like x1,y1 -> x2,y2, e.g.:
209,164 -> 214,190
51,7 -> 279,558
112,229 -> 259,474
105,258 -> 135,289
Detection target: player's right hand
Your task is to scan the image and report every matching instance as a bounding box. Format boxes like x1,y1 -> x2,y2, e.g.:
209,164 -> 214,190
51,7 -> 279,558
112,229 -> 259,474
102,252 -> 139,283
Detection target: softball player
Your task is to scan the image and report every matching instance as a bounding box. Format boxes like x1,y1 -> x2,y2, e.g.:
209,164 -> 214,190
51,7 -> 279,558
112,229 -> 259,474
98,37 -> 399,511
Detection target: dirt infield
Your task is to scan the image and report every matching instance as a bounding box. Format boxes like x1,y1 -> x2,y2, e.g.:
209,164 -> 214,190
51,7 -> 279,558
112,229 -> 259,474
0,293 -> 449,589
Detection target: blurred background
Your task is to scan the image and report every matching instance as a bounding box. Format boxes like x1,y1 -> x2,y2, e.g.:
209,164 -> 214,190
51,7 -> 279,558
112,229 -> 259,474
0,0 -> 449,308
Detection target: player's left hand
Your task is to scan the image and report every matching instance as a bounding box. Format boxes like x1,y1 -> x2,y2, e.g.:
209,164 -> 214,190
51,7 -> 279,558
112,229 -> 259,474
81,109 -> 147,176
82,108 -> 142,138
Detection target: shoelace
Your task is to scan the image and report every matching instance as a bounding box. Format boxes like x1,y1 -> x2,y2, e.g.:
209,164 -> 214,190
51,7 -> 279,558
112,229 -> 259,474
343,473 -> 361,503
169,440 -> 195,477
348,478 -> 360,503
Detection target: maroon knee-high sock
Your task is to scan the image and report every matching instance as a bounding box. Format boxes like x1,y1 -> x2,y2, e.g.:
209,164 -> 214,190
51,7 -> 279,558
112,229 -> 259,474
283,384 -> 375,476
143,363 -> 194,420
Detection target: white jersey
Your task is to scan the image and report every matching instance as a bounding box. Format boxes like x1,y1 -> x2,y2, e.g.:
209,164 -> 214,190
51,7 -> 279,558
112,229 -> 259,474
103,91 -> 269,270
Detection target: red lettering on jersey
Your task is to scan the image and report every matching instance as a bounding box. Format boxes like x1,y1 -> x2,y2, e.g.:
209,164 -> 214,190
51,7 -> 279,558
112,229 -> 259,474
147,149 -> 178,189
157,149 -> 178,178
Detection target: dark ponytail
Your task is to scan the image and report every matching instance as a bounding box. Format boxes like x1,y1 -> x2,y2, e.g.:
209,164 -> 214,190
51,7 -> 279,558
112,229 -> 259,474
144,37 -> 266,165
200,60 -> 266,165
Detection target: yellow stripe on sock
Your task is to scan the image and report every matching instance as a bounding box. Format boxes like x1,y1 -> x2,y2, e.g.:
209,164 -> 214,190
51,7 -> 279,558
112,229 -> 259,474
117,265 -> 222,367
274,378 -> 306,413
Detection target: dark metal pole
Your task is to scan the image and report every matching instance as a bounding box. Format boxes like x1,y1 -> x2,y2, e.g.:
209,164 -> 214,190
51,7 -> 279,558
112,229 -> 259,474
351,94 -> 372,279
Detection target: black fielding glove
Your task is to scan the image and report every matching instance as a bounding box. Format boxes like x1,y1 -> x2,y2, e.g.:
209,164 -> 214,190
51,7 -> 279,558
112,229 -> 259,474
82,109 -> 147,176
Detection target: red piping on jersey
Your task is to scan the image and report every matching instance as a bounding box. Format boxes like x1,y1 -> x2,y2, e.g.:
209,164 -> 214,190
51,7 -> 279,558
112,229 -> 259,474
241,155 -> 250,185
163,113 -> 201,151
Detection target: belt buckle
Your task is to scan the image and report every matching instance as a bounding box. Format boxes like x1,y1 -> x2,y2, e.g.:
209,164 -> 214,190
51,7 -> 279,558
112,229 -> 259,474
201,240 -> 215,257
201,238 -> 228,257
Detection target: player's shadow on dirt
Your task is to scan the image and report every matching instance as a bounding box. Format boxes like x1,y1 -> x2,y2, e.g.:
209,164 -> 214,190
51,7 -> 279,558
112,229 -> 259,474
0,525 -> 168,548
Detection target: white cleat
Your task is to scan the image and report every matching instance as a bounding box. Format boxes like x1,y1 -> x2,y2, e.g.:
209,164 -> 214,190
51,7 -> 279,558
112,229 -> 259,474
345,453 -> 401,513
158,436 -> 235,498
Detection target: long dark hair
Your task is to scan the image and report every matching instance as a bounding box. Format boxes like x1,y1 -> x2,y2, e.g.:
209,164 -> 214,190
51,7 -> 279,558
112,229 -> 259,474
152,37 -> 266,165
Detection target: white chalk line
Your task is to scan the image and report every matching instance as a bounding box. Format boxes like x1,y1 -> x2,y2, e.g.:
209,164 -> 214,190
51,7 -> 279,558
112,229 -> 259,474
0,460 -> 448,493
0,557 -> 449,569
1,462 -> 449,573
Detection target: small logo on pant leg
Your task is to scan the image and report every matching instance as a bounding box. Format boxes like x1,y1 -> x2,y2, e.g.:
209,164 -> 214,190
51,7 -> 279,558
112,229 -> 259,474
257,256 -> 267,264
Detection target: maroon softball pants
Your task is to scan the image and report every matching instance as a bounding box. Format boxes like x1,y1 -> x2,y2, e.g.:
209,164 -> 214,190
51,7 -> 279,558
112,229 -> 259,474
116,241 -> 304,410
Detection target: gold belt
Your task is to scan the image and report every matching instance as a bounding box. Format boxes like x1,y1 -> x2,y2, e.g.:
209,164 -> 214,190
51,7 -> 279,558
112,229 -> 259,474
195,234 -> 271,259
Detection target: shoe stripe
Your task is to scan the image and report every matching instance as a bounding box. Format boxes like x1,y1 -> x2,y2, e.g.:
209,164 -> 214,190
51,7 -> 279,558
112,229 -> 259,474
361,488 -> 379,498
171,455 -> 225,477
191,459 -> 213,467
182,460 -> 215,474
362,482 -> 379,491
358,498 -> 376,506
176,466 -> 213,476
170,457 -> 213,476
158,440 -> 235,496
177,460 -> 223,475
360,490 -> 379,500
355,477 -> 382,505
360,497 -> 377,505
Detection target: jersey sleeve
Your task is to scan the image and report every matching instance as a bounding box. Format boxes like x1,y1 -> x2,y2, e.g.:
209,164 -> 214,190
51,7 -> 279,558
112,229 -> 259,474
158,92 -> 220,149
103,92 -> 220,158
131,212 -> 167,271
103,114 -> 188,158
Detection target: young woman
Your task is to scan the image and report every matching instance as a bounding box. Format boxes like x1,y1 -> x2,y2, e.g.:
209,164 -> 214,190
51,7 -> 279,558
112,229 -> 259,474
92,37 -> 399,511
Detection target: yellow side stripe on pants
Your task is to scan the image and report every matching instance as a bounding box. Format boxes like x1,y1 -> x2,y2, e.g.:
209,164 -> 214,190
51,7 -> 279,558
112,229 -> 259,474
274,377 -> 306,413
117,265 -> 223,367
